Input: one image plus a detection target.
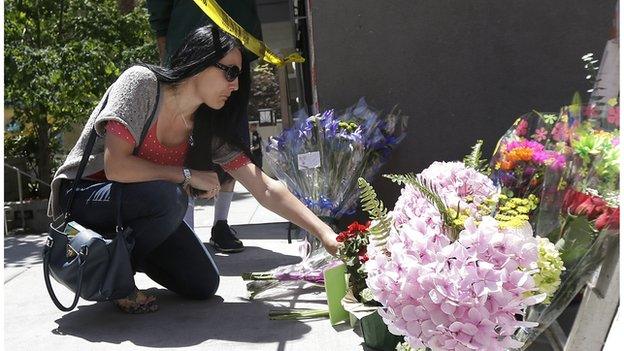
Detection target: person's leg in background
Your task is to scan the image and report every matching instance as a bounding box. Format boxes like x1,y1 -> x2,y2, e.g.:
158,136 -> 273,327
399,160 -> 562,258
209,175 -> 243,253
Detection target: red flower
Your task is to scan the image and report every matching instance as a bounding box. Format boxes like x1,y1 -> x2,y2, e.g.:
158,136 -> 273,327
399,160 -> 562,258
346,221 -> 371,235
563,189 -> 606,220
336,232 -> 349,242
595,207 -> 619,231
563,188 -> 619,230
583,105 -> 599,119
357,247 -> 369,263
576,196 -> 607,219
337,221 -> 371,243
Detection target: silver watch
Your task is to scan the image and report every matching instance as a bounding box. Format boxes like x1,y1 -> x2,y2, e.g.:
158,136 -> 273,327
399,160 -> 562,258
181,168 -> 191,188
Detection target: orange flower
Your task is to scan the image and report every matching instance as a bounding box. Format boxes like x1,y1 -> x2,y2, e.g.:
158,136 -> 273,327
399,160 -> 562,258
498,160 -> 514,171
507,147 -> 534,162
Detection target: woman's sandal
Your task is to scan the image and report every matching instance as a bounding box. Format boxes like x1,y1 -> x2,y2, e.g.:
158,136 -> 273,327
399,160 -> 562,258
114,289 -> 159,314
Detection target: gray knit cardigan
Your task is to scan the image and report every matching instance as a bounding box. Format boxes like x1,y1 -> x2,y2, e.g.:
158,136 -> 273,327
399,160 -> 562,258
48,66 -> 241,219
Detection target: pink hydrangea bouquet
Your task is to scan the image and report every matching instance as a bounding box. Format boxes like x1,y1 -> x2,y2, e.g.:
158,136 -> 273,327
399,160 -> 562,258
359,160 -> 562,351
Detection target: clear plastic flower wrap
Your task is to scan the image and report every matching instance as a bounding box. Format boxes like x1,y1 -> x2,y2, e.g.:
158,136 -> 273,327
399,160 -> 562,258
489,110 -> 569,237
264,97 -> 408,218
514,101 -> 620,349
242,236 -> 340,299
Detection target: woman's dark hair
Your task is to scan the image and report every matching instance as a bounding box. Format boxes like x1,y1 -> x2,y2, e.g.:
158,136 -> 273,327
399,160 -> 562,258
142,25 -> 254,174
145,25 -> 238,85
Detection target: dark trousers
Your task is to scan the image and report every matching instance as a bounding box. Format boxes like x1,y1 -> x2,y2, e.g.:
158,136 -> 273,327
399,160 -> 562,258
252,153 -> 263,169
59,180 -> 220,300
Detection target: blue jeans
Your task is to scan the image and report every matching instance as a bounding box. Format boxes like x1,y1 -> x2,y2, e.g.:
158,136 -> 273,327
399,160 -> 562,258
59,179 -> 220,300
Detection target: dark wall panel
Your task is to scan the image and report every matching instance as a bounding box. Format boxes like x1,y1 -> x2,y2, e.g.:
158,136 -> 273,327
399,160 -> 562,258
257,0 -> 290,23
310,0 -> 615,207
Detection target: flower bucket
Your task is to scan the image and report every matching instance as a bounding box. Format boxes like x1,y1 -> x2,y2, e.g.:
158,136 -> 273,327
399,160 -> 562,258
360,310 -> 403,351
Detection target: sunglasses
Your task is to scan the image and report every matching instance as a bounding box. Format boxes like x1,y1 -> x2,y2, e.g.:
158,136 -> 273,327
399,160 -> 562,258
214,62 -> 241,82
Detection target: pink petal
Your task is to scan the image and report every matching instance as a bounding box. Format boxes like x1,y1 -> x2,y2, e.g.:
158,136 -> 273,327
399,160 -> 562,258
523,293 -> 547,306
405,321 -> 422,337
441,301 -> 457,315
401,305 -> 420,322
468,307 -> 482,322
449,321 -> 463,332
461,323 -> 479,335
429,289 -> 442,303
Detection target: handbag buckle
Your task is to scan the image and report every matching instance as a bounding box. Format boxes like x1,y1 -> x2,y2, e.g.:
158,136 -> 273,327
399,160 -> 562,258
45,236 -> 54,247
79,246 -> 89,257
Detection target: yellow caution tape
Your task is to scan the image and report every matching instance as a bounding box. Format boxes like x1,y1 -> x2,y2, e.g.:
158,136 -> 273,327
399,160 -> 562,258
192,0 -> 305,67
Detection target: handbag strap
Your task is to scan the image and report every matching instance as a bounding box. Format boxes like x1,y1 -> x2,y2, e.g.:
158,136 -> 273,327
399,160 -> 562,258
64,83 -> 161,223
43,244 -> 85,311
43,84 -> 160,312
63,93 -> 109,221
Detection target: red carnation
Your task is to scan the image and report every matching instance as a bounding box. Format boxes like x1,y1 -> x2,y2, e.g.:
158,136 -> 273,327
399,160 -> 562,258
563,189 -> 607,220
595,207 -> 619,231
346,221 -> 371,236
336,232 -> 349,242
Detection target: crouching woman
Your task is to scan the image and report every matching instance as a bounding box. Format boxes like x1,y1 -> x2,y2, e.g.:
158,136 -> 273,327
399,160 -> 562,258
48,25 -> 338,314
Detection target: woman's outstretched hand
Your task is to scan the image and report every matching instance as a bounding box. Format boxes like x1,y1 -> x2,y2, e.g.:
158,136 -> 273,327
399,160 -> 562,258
320,232 -> 340,256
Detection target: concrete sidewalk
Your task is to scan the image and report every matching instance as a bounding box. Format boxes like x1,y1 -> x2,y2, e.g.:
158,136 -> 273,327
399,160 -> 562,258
4,183 -> 365,351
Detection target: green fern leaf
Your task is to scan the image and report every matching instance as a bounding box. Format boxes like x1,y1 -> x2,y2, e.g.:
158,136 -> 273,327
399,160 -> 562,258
463,140 -> 490,174
357,178 -> 391,247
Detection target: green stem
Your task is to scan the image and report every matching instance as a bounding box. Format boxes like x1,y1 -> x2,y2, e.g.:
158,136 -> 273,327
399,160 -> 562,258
268,308 -> 330,320
557,213 -> 575,242
242,272 -> 276,281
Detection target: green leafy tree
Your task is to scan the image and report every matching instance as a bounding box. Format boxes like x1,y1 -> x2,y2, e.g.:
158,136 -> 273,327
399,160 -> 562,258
249,62 -> 280,120
5,0 -> 157,197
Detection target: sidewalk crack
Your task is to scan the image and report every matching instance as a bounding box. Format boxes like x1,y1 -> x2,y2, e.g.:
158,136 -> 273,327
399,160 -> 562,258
4,266 -> 31,284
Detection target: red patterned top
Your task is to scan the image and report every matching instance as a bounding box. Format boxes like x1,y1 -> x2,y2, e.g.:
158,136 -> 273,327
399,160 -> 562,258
87,121 -> 251,180
112,119 -> 188,165
222,153 -> 253,172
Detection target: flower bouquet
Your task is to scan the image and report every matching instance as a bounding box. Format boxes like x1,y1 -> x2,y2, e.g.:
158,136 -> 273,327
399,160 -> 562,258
335,191 -> 405,350
264,97 -> 407,219
515,100 -> 620,348
358,154 -> 562,350
337,221 -> 373,301
247,99 -> 407,300
490,111 -> 568,237
242,240 -> 339,299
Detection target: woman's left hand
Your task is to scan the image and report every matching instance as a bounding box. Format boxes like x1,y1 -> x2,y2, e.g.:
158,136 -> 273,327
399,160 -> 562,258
193,187 -> 220,200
